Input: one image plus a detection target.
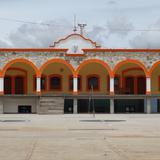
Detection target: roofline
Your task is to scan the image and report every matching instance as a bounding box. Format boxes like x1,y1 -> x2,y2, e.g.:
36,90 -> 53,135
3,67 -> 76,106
50,33 -> 101,48
0,48 -> 68,52
0,48 -> 160,53
82,48 -> 160,52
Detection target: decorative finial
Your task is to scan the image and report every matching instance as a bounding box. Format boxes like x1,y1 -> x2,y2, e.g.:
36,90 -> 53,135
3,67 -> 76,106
78,23 -> 87,35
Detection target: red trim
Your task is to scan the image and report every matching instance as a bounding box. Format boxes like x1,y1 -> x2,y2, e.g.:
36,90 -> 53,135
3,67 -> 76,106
76,59 -> 114,78
1,48 -> 160,53
7,67 -> 27,75
0,48 -> 68,52
65,53 -> 85,57
86,74 -> 100,91
50,33 -> 100,48
49,74 -> 62,91
82,48 -> 160,52
5,75 -> 27,94
5,68 -> 27,94
39,58 -> 75,77
124,75 -> 146,94
0,91 -> 4,95
1,58 -> 40,77
146,91 -> 151,95
122,67 -> 143,76
113,59 -> 149,77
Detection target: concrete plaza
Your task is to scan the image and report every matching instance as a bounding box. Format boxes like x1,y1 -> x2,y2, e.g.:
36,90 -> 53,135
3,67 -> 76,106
0,114 -> 160,160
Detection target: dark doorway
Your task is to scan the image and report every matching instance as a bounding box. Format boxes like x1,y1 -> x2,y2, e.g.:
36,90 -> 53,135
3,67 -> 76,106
64,99 -> 73,113
157,99 -> 160,113
4,77 -> 12,94
18,106 -> 31,113
137,77 -> 146,94
125,77 -> 134,94
114,99 -> 144,113
15,76 -> 25,94
78,99 -> 110,113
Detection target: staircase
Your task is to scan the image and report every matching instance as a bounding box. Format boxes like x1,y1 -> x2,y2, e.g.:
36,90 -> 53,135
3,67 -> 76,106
39,96 -> 64,114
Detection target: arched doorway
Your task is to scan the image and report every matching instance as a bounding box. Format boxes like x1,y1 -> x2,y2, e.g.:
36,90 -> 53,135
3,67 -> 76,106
75,59 -> 112,113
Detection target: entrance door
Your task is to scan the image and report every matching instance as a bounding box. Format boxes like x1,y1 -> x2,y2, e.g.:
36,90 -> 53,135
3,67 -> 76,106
4,77 -> 12,94
125,77 -> 134,94
137,77 -> 146,94
15,76 -> 25,94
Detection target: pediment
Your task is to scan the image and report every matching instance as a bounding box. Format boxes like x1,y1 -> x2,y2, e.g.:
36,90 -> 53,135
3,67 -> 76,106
50,33 -> 100,54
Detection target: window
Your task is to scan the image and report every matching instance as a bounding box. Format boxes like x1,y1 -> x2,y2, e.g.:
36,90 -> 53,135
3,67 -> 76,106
87,75 -> 100,90
69,76 -> 81,91
49,75 -> 62,90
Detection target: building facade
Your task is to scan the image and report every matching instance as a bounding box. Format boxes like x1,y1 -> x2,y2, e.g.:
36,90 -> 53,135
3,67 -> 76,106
0,33 -> 160,114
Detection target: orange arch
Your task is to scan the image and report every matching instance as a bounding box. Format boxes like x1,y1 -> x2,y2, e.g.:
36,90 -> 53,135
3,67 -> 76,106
39,58 -> 75,76
149,61 -> 160,75
113,59 -> 149,77
75,59 -> 113,77
1,58 -> 40,77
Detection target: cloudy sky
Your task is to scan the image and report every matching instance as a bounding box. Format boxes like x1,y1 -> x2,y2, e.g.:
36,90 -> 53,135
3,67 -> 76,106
0,0 -> 160,48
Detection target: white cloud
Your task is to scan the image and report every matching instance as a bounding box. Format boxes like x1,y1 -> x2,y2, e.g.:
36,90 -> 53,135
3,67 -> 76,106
86,25 -> 107,46
0,16 -> 134,48
7,19 -> 72,48
0,40 -> 10,47
130,19 -> 160,48
106,16 -> 134,37
1,16 -> 160,49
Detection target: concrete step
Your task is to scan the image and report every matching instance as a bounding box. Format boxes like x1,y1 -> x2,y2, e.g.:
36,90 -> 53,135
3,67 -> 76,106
39,96 -> 64,114
48,110 -> 63,114
40,106 -> 64,110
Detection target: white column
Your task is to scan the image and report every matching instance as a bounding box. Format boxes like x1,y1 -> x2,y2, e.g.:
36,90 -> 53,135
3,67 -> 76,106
0,77 -> 4,94
36,77 -> 41,93
110,98 -> 114,114
73,98 -> 78,114
73,77 -> 78,93
146,97 -> 151,114
110,77 -> 114,94
146,77 -> 151,94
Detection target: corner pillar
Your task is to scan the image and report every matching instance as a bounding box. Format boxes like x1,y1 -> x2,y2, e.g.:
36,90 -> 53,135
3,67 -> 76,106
73,77 -> 78,94
110,77 -> 114,95
0,77 -> 4,95
146,77 -> 151,95
110,98 -> 114,114
36,77 -> 41,95
73,98 -> 78,114
146,96 -> 151,114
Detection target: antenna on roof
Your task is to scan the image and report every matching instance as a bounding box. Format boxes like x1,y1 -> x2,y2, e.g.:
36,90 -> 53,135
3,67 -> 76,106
73,15 -> 77,33
78,23 -> 87,35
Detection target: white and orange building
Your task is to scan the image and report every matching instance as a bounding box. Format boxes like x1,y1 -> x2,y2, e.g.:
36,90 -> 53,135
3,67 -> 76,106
0,32 -> 160,114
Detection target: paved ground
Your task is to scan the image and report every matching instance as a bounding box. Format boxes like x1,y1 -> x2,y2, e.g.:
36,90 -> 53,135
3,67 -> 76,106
0,114 -> 160,160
